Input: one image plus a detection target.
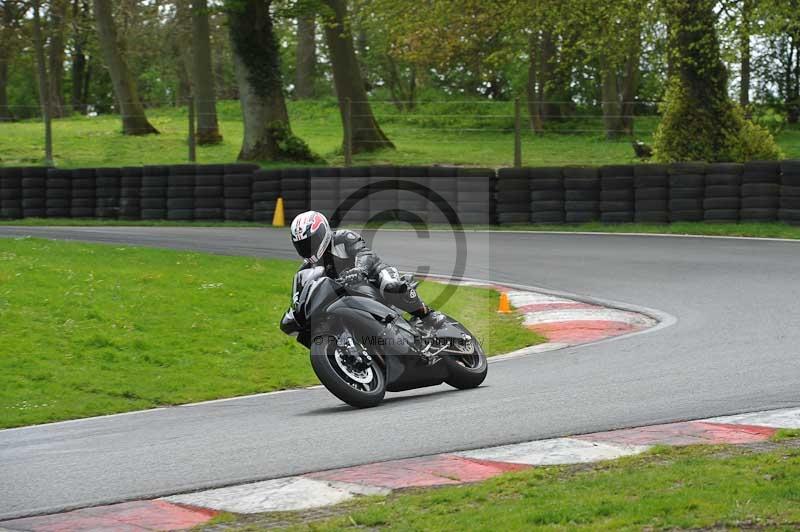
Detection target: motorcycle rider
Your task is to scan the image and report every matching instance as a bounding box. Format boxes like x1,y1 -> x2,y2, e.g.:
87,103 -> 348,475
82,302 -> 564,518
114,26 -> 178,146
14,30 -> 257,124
284,210 -> 445,329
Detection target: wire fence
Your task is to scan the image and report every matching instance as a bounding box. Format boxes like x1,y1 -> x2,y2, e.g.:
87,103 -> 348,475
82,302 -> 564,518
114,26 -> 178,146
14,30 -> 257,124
0,98 -> 663,168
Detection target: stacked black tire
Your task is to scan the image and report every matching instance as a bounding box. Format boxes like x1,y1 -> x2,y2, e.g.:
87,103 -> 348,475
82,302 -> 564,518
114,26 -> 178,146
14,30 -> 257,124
253,169 -> 281,223
280,168 -> 310,222
140,166 -> 169,220
669,162 -> 705,222
167,165 -> 195,221
634,164 -> 669,223
194,164 -> 225,221
457,168 -> 493,225
337,167 -> 368,225
223,164 -> 256,221
529,167 -> 564,224
308,168 -> 341,221
740,161 -> 781,222
564,167 -> 600,223
779,160 -> 800,226
428,167 -> 458,224
21,167 -> 47,218
45,168 -> 71,218
368,166 -> 399,222
495,168 -> 529,224
0,168 -> 22,219
95,168 -> 121,219
70,169 -> 95,218
120,167 -> 143,219
703,163 -> 741,223
395,167 -> 429,225
600,165 -> 634,223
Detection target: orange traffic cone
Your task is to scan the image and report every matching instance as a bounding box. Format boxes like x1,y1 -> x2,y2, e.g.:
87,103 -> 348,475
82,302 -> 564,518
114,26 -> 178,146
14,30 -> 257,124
272,197 -> 285,227
498,292 -> 512,313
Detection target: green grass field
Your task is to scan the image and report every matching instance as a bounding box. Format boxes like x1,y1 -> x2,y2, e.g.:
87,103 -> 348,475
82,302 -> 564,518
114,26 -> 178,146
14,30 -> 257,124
215,439 -> 800,531
0,237 -> 542,429
1,99 -> 798,168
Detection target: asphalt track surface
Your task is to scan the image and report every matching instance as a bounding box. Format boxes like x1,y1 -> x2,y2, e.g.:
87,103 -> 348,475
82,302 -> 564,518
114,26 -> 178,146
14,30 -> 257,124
1,226 -> 800,519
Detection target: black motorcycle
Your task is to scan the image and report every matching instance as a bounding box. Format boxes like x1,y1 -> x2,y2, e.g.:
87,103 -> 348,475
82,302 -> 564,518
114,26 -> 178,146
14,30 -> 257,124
280,266 -> 488,408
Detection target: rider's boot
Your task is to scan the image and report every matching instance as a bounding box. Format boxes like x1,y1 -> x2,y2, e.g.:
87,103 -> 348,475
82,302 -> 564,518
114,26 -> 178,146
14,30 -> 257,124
413,306 -> 446,329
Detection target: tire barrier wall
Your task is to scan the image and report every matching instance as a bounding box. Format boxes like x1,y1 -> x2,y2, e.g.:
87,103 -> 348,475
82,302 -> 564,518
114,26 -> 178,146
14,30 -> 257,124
600,165 -> 634,223
564,167 -> 600,223
741,161 -> 781,222
780,160 -> 800,225
634,164 -> 669,223
120,167 -> 143,220
194,164 -> 224,221
704,163 -> 741,223
224,164 -> 258,221
0,162 -> 797,226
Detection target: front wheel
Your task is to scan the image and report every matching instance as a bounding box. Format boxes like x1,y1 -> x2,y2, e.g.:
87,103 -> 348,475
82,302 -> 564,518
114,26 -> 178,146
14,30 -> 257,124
442,337 -> 488,390
310,335 -> 386,408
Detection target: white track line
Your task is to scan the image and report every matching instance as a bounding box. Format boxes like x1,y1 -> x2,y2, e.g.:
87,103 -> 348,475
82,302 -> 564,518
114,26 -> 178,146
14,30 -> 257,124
703,407 -> 800,428
456,438 -> 648,465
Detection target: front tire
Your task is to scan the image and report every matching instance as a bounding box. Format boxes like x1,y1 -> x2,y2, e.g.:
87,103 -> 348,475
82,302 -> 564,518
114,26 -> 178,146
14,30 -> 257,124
310,335 -> 386,408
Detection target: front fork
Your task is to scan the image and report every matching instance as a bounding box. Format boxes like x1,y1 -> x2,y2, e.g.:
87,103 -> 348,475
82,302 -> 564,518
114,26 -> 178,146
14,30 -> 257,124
336,330 -> 375,367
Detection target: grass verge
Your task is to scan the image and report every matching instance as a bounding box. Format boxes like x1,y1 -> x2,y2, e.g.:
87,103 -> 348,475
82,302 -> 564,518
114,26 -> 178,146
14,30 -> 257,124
4,219 -> 800,241
213,437 -> 800,531
0,238 -> 542,429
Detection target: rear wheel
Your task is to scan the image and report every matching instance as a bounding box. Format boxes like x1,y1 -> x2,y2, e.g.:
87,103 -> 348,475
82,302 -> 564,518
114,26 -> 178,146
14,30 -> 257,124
441,329 -> 488,389
310,335 -> 386,408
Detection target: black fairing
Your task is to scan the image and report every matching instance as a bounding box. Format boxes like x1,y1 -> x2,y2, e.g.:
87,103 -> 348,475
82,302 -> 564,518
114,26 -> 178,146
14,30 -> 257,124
289,275 -> 472,392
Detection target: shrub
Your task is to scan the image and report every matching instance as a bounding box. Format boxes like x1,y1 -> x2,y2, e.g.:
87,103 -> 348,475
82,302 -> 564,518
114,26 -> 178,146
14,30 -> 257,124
653,84 -> 782,163
752,107 -> 787,136
734,113 -> 783,161
654,0 -> 781,163
653,81 -> 742,163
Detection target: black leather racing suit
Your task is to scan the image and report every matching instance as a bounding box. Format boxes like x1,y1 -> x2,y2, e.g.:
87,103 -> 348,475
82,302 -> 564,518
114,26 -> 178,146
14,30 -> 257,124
298,229 -> 428,315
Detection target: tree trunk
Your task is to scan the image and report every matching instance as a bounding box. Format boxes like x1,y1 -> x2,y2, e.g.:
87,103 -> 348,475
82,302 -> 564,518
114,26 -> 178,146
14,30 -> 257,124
71,47 -> 86,113
83,60 -> 92,109
173,0 -> 192,106
227,0 -> 315,161
93,0 -> 158,135
656,0 -> 742,161
786,30 -> 800,124
527,32 -> 543,132
739,0 -> 751,109
47,0 -> 69,118
0,59 -> 12,122
384,55 -> 415,111
322,0 -> 393,153
0,2 -> 12,122
31,1 -> 53,165
70,0 -> 90,114
295,15 -> 317,99
539,31 -> 562,122
191,0 -> 222,144
600,56 -> 624,139
620,30 -> 641,135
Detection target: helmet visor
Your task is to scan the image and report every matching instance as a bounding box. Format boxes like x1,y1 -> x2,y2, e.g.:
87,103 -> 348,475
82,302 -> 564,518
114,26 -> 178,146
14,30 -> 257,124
293,228 -> 327,262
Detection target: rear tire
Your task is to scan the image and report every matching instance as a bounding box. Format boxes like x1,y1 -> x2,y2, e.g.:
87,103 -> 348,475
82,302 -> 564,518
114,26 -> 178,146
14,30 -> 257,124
443,336 -> 488,390
310,335 -> 386,408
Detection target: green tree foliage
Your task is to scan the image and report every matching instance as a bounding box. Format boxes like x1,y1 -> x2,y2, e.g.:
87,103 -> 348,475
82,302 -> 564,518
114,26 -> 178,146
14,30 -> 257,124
653,0 -> 780,162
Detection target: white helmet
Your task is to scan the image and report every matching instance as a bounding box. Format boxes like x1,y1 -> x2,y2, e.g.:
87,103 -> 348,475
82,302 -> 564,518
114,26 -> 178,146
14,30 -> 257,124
290,211 -> 332,264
